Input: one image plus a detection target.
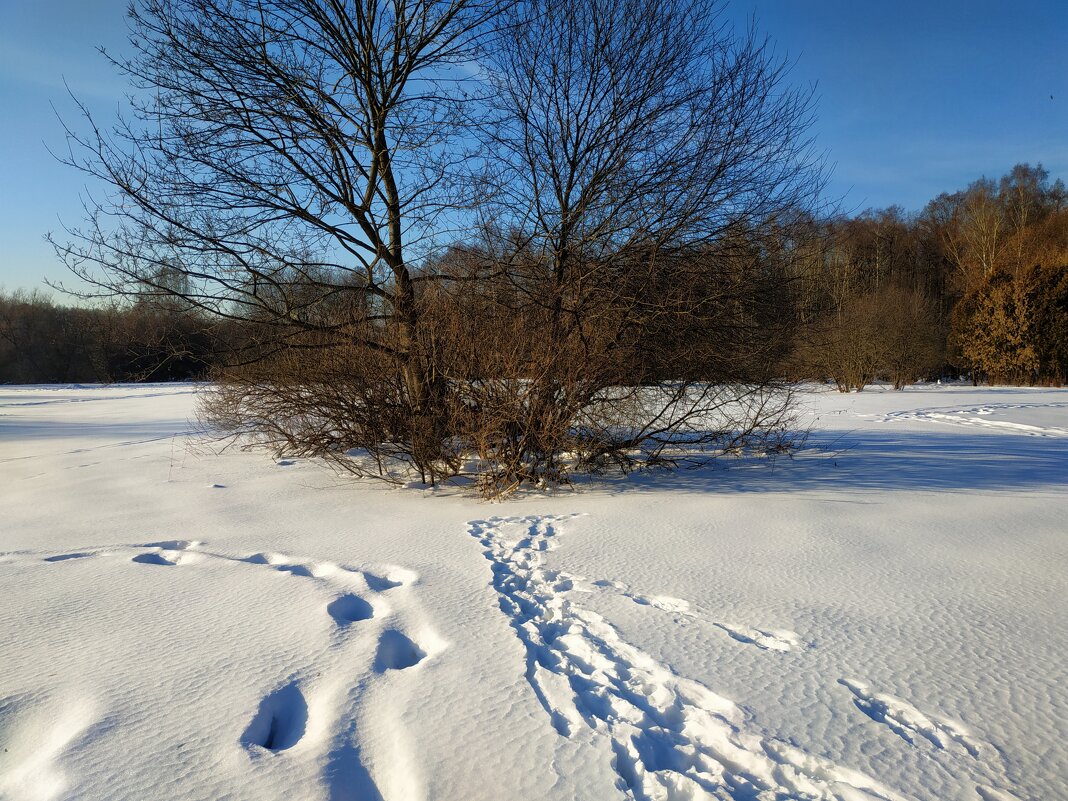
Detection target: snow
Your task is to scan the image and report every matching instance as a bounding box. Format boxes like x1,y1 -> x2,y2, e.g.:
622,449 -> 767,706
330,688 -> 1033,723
1,382 -> 1066,801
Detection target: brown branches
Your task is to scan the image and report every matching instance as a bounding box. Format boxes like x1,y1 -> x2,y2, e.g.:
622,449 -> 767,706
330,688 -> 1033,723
53,0 -> 823,496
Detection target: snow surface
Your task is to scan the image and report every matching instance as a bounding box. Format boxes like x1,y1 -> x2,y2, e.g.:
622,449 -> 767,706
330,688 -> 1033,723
1,382 -> 1066,801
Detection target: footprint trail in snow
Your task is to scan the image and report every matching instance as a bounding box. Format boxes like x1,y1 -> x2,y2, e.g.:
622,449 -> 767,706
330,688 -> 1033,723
4,520 -> 1028,801
471,514 -> 909,801
868,401 -> 1068,437
4,538 -> 441,801
839,679 -> 986,759
595,580 -> 805,654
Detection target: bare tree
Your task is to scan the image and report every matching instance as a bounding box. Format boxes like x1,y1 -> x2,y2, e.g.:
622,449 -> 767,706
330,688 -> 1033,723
52,0 -> 823,494
53,0 -> 505,481
452,0 -> 823,486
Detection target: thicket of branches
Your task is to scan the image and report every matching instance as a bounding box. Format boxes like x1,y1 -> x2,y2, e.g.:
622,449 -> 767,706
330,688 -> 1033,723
46,0 -> 823,495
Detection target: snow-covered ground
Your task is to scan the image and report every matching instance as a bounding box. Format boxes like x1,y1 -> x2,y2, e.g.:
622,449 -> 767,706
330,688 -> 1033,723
1,383 -> 1065,801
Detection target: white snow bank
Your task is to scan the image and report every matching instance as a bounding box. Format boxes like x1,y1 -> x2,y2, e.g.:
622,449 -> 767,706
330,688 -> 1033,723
1,383 -> 1065,801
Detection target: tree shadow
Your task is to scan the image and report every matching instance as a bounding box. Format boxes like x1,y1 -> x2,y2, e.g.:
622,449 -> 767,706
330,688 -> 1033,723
601,430 -> 1068,495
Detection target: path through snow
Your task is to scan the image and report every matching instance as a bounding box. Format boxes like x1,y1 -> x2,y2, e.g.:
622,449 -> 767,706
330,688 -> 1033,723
0,540 -> 442,801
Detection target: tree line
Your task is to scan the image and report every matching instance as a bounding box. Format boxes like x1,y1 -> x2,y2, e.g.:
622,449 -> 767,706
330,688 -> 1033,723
10,162 -> 1063,390
790,162 -> 1068,390
0,290 -> 225,383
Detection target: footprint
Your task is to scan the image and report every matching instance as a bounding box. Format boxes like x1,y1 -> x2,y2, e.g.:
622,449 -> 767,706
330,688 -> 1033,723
275,564 -> 314,578
0,694 -> 96,801
630,594 -> 690,613
625,587 -> 804,653
242,552 -> 287,565
43,553 -> 94,562
364,574 -> 402,592
132,552 -> 177,567
326,742 -> 385,801
364,567 -> 418,592
373,630 -> 425,672
327,594 -> 374,626
976,786 -> 1022,801
715,622 -> 802,653
839,678 -> 983,758
241,681 -> 308,752
241,552 -> 315,577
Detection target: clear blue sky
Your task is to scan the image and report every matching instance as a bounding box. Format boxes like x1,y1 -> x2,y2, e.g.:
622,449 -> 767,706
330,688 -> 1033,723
1,0 -> 1066,293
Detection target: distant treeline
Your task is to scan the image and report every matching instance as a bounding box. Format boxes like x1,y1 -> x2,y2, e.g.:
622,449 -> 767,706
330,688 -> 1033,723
789,162 -> 1068,388
786,163 -> 1068,388
0,294 -> 226,383
3,163 -> 1066,388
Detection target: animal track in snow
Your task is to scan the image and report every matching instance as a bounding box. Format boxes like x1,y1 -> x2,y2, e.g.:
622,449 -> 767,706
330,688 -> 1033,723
363,566 -> 418,592
241,681 -> 308,752
131,552 -> 178,566
20,540 -> 411,614
472,515 -> 906,801
131,549 -> 202,567
13,535 -> 437,796
139,540 -> 199,551
242,552 -> 281,565
623,592 -> 806,653
328,594 -> 374,626
275,563 -> 315,577
839,678 -> 984,758
241,551 -> 309,571
326,742 -> 386,801
131,540 -> 203,567
870,401 -> 1068,437
713,622 -> 802,653
240,552 -> 350,580
214,547 -> 440,796
42,552 -> 94,562
364,573 -> 403,591
975,785 -> 1023,801
516,555 -> 805,655
373,630 -> 426,672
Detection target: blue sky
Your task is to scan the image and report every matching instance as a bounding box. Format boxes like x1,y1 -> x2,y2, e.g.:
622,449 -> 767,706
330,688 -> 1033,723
1,0 -> 1066,293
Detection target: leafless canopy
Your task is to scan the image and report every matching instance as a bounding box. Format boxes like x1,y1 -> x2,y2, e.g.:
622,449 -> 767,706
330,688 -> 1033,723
56,0 -> 499,331
53,0 -> 825,495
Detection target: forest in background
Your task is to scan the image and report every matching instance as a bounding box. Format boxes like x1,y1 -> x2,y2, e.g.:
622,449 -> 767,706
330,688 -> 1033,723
794,162 -> 1068,390
4,162 -> 1065,389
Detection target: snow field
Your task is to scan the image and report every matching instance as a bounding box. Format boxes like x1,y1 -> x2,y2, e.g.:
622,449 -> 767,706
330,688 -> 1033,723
0,383 -> 1065,801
